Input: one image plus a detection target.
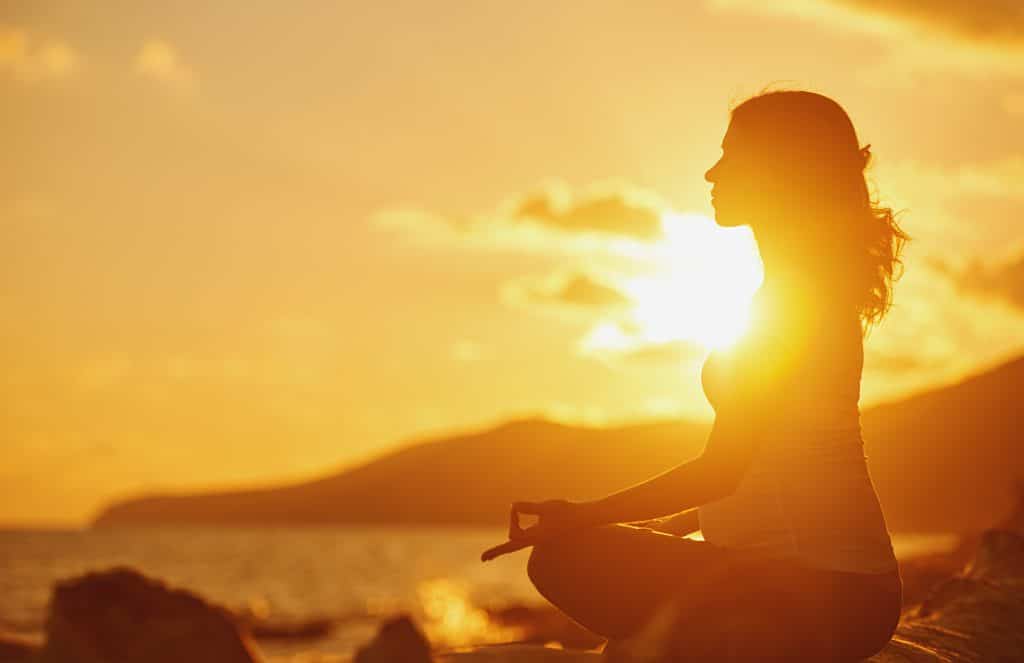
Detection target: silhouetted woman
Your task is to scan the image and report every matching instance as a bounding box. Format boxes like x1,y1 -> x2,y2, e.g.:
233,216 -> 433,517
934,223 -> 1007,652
482,90 -> 909,662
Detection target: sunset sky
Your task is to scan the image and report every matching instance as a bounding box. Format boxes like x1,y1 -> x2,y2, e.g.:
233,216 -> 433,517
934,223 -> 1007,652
3,1 -> 1023,526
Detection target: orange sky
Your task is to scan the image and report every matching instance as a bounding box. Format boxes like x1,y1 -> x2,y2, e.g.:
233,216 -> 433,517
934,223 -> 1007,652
3,1 -> 1023,526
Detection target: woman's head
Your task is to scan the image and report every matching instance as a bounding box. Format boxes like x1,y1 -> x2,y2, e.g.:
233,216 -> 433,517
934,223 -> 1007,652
704,89 -> 909,330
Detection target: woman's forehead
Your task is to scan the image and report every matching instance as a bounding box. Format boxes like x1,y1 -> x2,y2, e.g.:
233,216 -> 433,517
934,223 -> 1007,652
722,116 -> 800,156
721,121 -> 747,150
722,118 -> 757,149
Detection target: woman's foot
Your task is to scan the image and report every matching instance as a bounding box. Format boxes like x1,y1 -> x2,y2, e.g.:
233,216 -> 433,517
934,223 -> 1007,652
600,638 -> 625,661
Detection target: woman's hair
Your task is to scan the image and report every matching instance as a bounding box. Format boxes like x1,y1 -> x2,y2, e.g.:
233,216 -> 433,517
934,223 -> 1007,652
729,89 -> 909,332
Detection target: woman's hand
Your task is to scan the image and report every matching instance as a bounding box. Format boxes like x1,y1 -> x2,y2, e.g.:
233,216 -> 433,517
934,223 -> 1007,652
509,499 -> 589,542
480,499 -> 596,562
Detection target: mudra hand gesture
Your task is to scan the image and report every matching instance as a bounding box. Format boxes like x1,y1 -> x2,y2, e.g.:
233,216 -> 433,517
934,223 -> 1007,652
480,499 -> 590,562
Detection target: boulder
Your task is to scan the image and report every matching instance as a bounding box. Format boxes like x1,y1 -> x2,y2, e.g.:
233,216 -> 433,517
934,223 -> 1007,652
0,631 -> 42,663
437,643 -> 597,662
872,529 -> 1024,662
352,614 -> 432,663
37,566 -> 261,663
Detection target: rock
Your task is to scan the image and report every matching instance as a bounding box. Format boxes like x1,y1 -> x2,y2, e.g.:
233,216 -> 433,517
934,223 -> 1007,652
0,631 -> 42,662
871,530 -> 1024,662
352,614 -> 432,663
436,643 -> 598,662
37,566 -> 261,663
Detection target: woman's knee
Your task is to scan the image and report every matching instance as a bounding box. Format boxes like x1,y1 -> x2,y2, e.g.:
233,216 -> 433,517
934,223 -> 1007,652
527,524 -> 625,589
526,538 -> 565,590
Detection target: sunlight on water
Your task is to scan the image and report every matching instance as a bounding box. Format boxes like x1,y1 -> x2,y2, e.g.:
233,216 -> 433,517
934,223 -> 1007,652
417,577 -> 525,648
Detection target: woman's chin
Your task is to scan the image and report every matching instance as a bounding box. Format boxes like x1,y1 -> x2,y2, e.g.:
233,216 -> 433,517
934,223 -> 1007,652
712,209 -> 743,228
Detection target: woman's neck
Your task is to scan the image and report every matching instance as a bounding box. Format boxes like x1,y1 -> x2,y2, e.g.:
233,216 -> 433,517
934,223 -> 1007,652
753,220 -> 831,296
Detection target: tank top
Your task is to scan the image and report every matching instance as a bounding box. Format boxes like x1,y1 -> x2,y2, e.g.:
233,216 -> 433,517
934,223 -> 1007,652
697,287 -> 898,575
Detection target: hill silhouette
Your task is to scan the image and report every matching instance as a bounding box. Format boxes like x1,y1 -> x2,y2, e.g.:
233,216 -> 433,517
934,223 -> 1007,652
92,355 -> 1024,533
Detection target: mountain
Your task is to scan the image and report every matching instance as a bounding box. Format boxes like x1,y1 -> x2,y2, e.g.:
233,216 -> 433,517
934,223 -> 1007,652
862,354 -> 1023,532
92,356 -> 1024,533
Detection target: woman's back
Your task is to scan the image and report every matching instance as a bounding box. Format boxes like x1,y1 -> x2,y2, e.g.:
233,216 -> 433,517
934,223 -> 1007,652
698,287 -> 898,574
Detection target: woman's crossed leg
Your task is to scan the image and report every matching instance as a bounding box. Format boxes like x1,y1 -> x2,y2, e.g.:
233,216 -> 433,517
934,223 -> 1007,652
525,523 -> 856,661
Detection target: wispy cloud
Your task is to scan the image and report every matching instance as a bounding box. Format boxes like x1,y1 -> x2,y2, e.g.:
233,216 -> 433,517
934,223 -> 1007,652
513,188 -> 664,240
368,179 -> 670,255
933,253 -> 1024,312
501,270 -> 633,315
134,38 -> 195,90
873,154 -> 1024,258
0,25 -> 80,82
862,347 -> 930,375
614,339 -> 707,365
832,0 -> 1024,48
861,256 -> 1024,404
706,0 -> 1024,80
577,321 -> 706,367
857,151 -> 1024,398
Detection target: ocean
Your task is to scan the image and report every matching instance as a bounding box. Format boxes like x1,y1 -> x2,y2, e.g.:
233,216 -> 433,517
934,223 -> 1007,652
0,526 -> 957,661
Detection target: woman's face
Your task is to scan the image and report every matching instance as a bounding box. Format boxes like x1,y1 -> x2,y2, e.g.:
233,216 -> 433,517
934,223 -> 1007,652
704,119 -> 787,230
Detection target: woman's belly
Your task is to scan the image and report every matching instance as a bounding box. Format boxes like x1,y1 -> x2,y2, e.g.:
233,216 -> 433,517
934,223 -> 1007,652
698,436 -> 898,574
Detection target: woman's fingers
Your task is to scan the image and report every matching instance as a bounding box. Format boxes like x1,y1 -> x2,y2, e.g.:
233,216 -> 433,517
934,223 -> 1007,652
508,504 -> 523,539
510,499 -> 573,539
481,523 -> 549,562
480,538 -> 532,562
512,500 -> 542,514
510,501 -> 543,540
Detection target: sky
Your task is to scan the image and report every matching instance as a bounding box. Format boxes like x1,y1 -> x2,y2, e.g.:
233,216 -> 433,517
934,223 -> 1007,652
2,1 -> 1023,526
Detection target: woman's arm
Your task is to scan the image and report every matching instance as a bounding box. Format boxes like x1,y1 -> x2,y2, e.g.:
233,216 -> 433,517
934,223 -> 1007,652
633,507 -> 701,536
577,415 -> 758,527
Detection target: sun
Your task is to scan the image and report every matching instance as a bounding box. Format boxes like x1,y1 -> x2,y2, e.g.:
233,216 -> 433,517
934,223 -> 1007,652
622,212 -> 763,351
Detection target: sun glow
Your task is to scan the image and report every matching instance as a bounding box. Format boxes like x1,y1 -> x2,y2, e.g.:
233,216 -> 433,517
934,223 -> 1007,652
621,212 -> 763,352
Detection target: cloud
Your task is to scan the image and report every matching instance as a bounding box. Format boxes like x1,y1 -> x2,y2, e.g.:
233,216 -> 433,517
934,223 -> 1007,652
556,273 -> 633,308
615,339 -> 707,365
134,38 -> 195,90
501,271 -> 633,316
871,154 -> 1024,258
706,0 -> 1024,79
513,189 -> 664,241
858,254 -> 1024,405
576,319 -> 706,368
850,151 -> 1024,401
831,0 -> 1024,48
368,180 -> 669,254
0,26 -> 80,82
863,347 -> 930,374
934,253 -> 1024,311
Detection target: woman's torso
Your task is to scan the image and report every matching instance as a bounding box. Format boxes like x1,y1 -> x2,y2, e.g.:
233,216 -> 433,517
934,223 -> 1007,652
697,288 -> 898,575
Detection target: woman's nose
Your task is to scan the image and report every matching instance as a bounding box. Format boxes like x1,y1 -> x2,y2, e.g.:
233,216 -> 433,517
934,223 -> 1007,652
705,159 -> 721,183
